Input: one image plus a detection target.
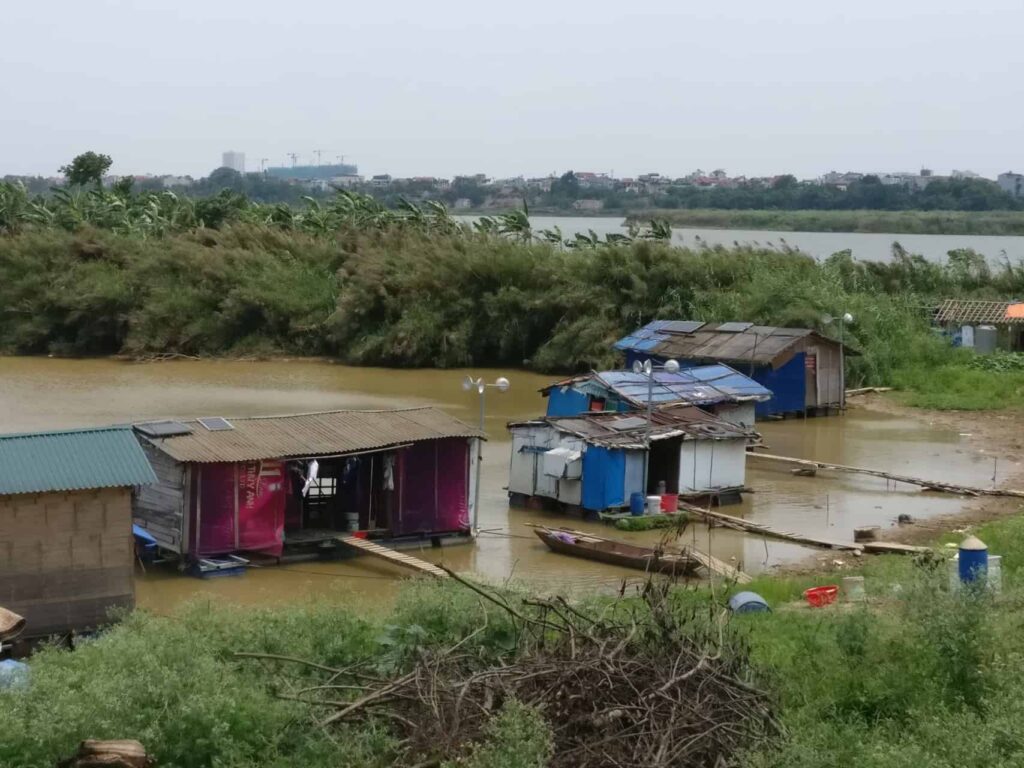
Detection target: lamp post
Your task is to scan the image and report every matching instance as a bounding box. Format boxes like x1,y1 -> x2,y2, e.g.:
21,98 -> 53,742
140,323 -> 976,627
462,375 -> 510,533
632,357 -> 680,492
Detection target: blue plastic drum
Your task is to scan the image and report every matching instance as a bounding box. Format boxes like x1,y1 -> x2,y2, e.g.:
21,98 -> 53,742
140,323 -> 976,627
629,492 -> 646,516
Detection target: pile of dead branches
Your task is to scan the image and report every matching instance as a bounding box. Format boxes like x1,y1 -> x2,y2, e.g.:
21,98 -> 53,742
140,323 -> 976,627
239,570 -> 779,767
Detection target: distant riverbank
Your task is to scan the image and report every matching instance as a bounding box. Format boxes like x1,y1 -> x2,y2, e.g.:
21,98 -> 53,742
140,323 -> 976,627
625,208 -> 1024,236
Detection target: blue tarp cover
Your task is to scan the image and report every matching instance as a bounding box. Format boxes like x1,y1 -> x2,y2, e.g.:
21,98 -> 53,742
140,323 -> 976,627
545,387 -> 592,417
581,446 -> 626,511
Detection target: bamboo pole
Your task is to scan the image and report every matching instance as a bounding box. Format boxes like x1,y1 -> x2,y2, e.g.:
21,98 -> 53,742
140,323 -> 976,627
680,503 -> 863,551
748,452 -> 1024,498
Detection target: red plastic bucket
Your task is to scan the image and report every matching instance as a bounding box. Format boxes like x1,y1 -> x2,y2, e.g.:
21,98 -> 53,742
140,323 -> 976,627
660,493 -> 679,513
803,585 -> 839,608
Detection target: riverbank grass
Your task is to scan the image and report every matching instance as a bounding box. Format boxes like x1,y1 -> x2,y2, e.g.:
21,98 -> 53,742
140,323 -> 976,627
891,364 -> 1024,410
4,508 -> 1024,767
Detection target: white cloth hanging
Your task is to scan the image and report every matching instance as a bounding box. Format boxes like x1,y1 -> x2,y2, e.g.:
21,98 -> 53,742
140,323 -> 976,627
383,455 -> 395,491
301,459 -> 320,497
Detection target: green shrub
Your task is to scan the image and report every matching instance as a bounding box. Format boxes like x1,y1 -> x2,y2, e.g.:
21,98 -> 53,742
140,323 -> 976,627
449,699 -> 553,768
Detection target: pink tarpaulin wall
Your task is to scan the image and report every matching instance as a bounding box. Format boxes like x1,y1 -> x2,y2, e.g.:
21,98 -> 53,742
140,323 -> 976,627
394,438 -> 469,536
193,461 -> 286,556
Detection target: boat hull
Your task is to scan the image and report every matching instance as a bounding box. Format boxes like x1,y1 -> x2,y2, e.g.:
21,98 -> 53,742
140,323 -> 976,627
533,528 -> 697,576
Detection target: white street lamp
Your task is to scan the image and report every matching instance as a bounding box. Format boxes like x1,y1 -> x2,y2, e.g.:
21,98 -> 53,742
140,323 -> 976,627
632,357 -> 680,493
462,375 -> 511,532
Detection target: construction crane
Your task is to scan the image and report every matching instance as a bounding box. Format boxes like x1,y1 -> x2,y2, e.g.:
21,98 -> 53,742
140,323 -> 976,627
313,149 -> 325,166
336,154 -> 346,165
287,153 -> 299,167
259,158 -> 269,173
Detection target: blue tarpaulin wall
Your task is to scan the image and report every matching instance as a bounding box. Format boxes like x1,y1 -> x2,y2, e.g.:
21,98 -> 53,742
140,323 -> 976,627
582,446 -> 626,511
546,387 -> 592,417
752,354 -> 805,416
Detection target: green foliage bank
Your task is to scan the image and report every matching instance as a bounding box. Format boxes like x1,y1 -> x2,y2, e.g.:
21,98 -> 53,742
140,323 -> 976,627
3,224 -> 1024,401
4,163 -> 1024,409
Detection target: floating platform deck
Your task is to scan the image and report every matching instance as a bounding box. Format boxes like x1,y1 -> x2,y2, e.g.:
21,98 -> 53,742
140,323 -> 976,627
335,536 -> 448,578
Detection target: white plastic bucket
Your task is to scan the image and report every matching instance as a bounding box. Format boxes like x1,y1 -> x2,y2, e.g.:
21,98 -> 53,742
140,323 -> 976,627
646,496 -> 661,515
842,576 -> 866,603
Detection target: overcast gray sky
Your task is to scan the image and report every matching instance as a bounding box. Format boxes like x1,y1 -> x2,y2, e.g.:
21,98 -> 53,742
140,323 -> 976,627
3,0 -> 1022,180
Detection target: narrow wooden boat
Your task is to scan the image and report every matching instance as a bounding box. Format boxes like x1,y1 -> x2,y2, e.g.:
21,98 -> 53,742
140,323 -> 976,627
531,526 -> 699,576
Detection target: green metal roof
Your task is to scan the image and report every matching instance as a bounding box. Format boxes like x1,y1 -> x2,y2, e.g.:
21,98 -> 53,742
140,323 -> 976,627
0,426 -> 157,495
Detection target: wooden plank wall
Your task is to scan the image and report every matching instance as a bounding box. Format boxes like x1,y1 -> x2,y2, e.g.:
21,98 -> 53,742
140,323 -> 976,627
0,487 -> 134,637
134,442 -> 185,552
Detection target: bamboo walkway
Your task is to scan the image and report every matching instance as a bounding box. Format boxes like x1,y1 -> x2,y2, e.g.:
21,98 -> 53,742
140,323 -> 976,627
336,536 -> 448,578
749,452 -> 1024,498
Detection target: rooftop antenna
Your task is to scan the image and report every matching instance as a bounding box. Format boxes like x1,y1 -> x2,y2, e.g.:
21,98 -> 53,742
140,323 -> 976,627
287,152 -> 299,167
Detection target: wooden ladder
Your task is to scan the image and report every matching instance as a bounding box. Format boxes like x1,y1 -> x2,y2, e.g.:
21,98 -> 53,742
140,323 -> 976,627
336,536 -> 448,578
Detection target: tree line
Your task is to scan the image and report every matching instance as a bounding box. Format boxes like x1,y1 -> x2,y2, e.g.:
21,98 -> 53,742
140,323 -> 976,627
6,154 -> 1023,213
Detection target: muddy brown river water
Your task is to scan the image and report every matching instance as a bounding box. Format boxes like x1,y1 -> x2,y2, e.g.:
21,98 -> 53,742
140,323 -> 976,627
0,357 -> 1009,614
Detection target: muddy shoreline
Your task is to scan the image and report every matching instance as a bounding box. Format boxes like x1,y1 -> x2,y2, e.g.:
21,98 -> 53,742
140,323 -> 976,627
775,394 -> 1024,575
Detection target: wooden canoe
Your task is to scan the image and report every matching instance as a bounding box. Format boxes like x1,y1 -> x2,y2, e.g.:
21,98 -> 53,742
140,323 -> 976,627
532,527 -> 699,576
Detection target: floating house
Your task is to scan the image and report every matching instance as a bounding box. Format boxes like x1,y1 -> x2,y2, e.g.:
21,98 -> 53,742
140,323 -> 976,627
540,365 -> 772,429
0,426 -> 156,638
132,408 -> 483,561
933,299 -> 1024,353
615,321 -> 852,417
507,406 -> 755,511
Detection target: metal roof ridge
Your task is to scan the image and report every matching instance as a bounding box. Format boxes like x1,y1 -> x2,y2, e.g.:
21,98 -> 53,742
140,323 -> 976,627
169,405 -> 445,424
0,424 -> 134,441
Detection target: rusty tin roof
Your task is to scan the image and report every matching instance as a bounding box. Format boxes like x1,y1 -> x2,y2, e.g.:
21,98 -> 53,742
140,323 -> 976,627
933,299 -> 1024,325
615,321 -> 853,368
137,407 -> 484,464
509,405 -> 754,450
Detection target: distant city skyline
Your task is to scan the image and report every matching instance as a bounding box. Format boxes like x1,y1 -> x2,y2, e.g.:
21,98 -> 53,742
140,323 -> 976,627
4,1 -> 1022,182
4,152 -> 1015,184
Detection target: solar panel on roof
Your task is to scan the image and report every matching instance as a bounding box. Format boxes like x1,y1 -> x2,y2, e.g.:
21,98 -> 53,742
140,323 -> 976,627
662,321 -> 705,334
717,322 -> 754,333
608,416 -> 648,431
197,417 -> 234,431
135,420 -> 192,438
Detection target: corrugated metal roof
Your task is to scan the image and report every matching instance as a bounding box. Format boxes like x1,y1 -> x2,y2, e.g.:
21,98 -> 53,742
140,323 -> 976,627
510,405 -> 754,450
933,299 -> 1024,324
140,407 -> 484,464
0,426 -> 157,495
614,321 -> 852,368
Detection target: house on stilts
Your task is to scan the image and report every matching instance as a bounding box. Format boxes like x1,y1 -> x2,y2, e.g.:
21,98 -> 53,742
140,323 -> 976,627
614,321 -> 854,417
507,405 -> 756,512
540,364 -> 772,430
131,408 -> 484,566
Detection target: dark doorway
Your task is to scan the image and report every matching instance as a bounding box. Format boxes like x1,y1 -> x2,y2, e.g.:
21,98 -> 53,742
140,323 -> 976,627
647,438 -> 681,494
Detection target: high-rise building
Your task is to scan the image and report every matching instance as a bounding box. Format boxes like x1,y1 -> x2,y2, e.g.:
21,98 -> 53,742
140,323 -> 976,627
221,151 -> 246,173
